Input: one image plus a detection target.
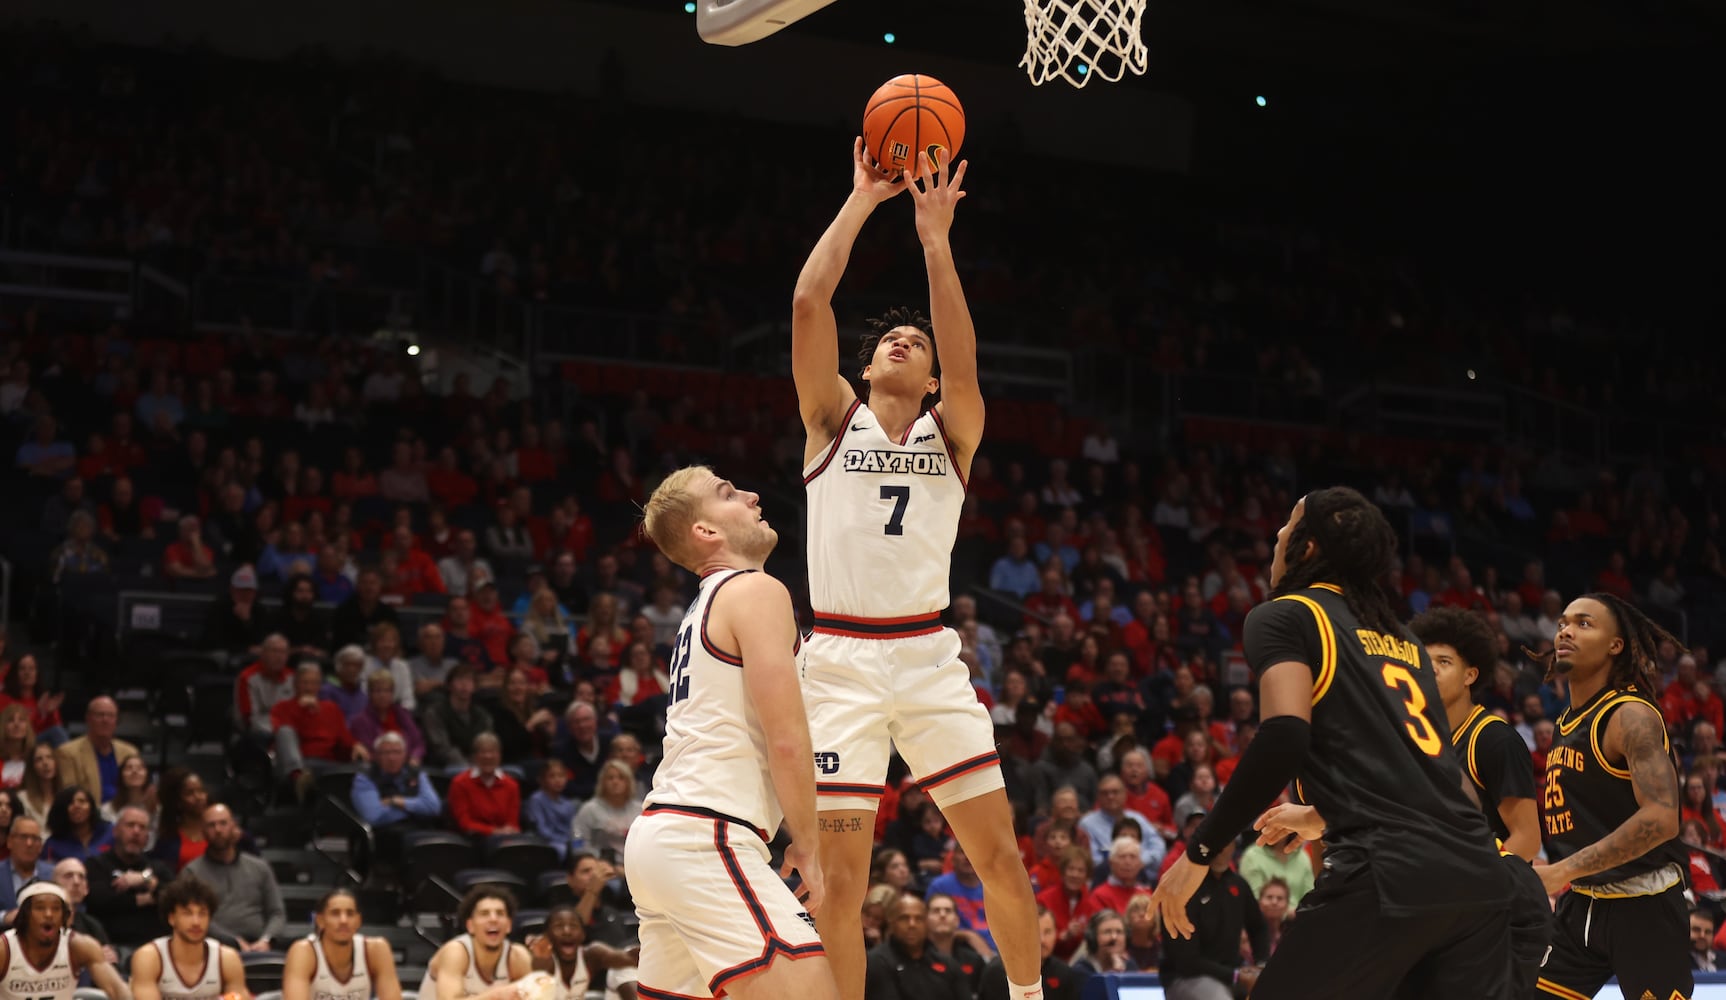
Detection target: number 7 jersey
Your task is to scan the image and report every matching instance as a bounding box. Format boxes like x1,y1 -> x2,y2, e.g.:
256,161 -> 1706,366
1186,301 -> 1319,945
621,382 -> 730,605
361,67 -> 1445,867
1243,583 -> 1508,914
802,400 -> 967,619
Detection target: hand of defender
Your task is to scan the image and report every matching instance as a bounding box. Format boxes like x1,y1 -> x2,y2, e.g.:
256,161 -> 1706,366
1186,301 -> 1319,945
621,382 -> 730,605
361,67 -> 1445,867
909,148 -> 967,245
852,137 -> 910,203
781,840 -> 825,916
1150,855 -> 1205,939
1252,802 -> 1323,853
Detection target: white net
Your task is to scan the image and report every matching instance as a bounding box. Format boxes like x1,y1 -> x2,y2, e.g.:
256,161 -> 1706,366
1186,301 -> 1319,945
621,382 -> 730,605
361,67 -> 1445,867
1021,0 -> 1149,88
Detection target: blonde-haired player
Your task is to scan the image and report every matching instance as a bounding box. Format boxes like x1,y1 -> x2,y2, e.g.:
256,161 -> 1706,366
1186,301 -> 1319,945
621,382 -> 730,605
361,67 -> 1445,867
790,142 -> 1041,1000
632,466 -> 836,1000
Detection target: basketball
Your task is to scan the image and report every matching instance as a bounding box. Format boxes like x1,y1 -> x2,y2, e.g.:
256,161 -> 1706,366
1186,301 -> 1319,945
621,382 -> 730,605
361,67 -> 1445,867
862,74 -> 966,179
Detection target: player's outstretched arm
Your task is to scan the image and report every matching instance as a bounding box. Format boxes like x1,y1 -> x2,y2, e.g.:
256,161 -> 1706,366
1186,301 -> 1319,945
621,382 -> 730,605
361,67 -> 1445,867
73,932 -> 135,1000
908,149 -> 982,462
282,939 -> 317,1000
1541,701 -> 1679,892
791,139 -> 903,436
725,573 -> 824,914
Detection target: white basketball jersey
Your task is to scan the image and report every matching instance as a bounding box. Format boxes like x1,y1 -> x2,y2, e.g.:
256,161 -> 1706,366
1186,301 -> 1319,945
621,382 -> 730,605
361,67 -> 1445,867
550,951 -> 588,1000
309,935 -> 372,1000
804,401 -> 966,618
643,569 -> 787,835
419,935 -> 511,999
1,929 -> 74,1000
149,937 -> 223,1000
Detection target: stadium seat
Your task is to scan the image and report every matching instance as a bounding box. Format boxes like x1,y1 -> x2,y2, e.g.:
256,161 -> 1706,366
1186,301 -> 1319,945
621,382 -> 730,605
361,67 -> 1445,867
535,870 -> 568,904
241,954 -> 288,995
402,832 -> 479,893
486,835 -> 560,889
452,868 -> 528,896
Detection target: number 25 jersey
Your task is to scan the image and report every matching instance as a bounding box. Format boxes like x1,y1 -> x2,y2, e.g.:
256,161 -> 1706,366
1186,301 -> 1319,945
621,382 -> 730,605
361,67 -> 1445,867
1244,584 -> 1507,914
803,400 -> 967,619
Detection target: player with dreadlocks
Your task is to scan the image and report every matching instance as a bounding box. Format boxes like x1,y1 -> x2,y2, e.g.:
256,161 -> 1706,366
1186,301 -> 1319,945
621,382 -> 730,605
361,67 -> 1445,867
1153,487 -> 1516,999
1529,592 -> 1689,1000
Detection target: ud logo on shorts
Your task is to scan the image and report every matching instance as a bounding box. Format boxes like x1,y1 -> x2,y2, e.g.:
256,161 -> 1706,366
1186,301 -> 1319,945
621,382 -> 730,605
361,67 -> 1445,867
814,752 -> 841,775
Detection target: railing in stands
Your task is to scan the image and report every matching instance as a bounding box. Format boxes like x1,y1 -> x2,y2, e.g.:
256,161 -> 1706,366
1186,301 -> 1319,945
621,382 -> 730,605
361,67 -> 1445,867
0,249 -> 189,328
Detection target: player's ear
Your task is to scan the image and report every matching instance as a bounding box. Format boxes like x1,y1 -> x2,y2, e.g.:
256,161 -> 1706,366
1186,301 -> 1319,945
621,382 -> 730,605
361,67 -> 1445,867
1608,636 -> 1624,657
861,363 -> 874,381
1301,539 -> 1316,562
1464,666 -> 1478,690
925,375 -> 939,396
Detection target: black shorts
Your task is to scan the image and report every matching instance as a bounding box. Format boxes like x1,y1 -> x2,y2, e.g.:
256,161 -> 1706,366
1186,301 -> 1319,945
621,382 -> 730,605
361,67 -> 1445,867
1536,882 -> 1691,1000
1255,860 -> 1514,1000
1505,856 -> 1556,1000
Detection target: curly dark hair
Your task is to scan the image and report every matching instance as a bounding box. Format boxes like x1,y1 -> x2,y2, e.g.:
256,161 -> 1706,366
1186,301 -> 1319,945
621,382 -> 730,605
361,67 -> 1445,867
858,307 -> 940,412
1269,487 -> 1402,635
1524,591 -> 1684,692
45,786 -> 103,841
1409,606 -> 1500,699
458,884 -> 518,923
158,873 -> 221,919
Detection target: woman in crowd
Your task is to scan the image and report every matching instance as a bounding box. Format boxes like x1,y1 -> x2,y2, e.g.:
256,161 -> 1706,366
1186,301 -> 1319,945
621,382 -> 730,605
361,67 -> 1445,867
869,848 -> 915,895
989,668 -> 1036,729
0,706 -> 33,788
492,667 -> 556,762
150,767 -> 211,870
861,883 -> 898,950
574,594 -> 628,667
364,623 -> 416,712
347,671 -> 426,766
0,654 -> 67,746
45,786 -> 114,862
1257,875 -> 1292,957
520,588 -> 575,666
1683,769 -> 1726,849
1071,909 -> 1137,974
502,634 -> 552,692
605,643 -> 666,708
1173,762 -> 1220,832
0,787 -> 19,855
18,743 -> 61,824
572,759 -> 641,859
1122,893 -> 1162,971
101,754 -> 159,830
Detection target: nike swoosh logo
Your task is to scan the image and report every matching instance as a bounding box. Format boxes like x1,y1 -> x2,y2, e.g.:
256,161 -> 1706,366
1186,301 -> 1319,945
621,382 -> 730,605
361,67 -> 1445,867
851,424 -> 867,432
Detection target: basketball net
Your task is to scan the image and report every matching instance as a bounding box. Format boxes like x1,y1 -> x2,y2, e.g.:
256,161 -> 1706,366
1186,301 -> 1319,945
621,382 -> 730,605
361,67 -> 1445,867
1021,0 -> 1149,88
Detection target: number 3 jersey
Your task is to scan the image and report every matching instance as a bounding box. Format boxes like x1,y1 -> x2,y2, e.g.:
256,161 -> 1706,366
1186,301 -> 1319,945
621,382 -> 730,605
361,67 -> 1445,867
803,400 -> 966,620
643,569 -> 795,836
1244,583 -> 1507,914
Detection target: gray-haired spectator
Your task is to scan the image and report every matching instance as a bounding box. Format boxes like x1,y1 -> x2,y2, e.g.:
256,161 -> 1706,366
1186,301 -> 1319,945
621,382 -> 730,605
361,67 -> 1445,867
351,732 -> 442,861
436,529 -> 494,599
164,514 -> 218,579
49,510 -> 109,585
271,662 -> 368,784
321,645 -> 371,720
407,622 -> 459,702
236,633 -> 295,738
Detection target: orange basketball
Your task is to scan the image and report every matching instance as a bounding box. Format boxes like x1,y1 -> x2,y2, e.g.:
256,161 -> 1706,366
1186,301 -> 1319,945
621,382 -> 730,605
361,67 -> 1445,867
862,74 -> 965,179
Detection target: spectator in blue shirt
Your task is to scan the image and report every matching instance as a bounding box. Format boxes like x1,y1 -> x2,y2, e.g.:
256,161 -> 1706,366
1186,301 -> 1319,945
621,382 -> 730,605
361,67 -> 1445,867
350,732 -> 441,861
990,536 -> 1041,599
1035,524 -> 1081,576
925,841 -> 994,951
15,415 -> 75,480
135,371 -> 184,430
525,758 -> 579,858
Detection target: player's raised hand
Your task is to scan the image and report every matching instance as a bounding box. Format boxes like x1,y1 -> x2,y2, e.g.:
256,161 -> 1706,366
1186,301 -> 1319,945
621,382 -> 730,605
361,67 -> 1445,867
781,840 -> 826,916
852,137 -> 910,203
908,147 -> 967,246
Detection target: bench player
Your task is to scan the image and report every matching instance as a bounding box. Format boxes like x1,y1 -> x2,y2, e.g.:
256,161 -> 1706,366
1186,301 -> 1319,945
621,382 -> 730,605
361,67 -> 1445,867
632,467 -> 835,1000
129,875 -> 248,1000
791,140 -> 1041,1000
0,882 -> 132,1000
282,888 -> 404,1000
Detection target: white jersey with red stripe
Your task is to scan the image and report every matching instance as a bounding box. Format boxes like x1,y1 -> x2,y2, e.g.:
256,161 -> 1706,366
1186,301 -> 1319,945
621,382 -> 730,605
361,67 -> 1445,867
642,568 -> 787,837
802,399 -> 966,623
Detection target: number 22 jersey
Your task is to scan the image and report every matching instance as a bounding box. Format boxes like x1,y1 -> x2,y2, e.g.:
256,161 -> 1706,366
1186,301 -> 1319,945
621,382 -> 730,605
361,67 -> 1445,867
1244,583 -> 1507,914
643,569 -> 796,836
803,400 -> 967,620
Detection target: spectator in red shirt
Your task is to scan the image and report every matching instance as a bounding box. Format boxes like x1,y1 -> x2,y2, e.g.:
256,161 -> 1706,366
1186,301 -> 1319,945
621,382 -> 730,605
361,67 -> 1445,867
271,662 -> 369,782
605,642 -> 668,707
164,515 -> 219,580
1682,819 -> 1720,896
1024,566 -> 1081,628
1593,552 -> 1635,601
1435,565 -> 1491,613
1682,772 -> 1726,849
387,525 -> 445,597
1026,822 -> 1076,895
1119,748 -> 1174,840
466,576 -> 515,667
550,497 -> 595,564
331,447 -> 379,502
1663,655 -> 1723,734
1035,845 -> 1096,961
1080,835 -> 1153,920
1052,682 -> 1108,743
449,733 -> 521,837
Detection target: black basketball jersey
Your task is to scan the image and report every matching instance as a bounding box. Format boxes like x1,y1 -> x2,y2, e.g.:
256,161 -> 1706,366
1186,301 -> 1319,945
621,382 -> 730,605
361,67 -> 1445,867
1452,705 -> 1539,843
1243,583 -> 1507,915
1540,684 -> 1687,886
